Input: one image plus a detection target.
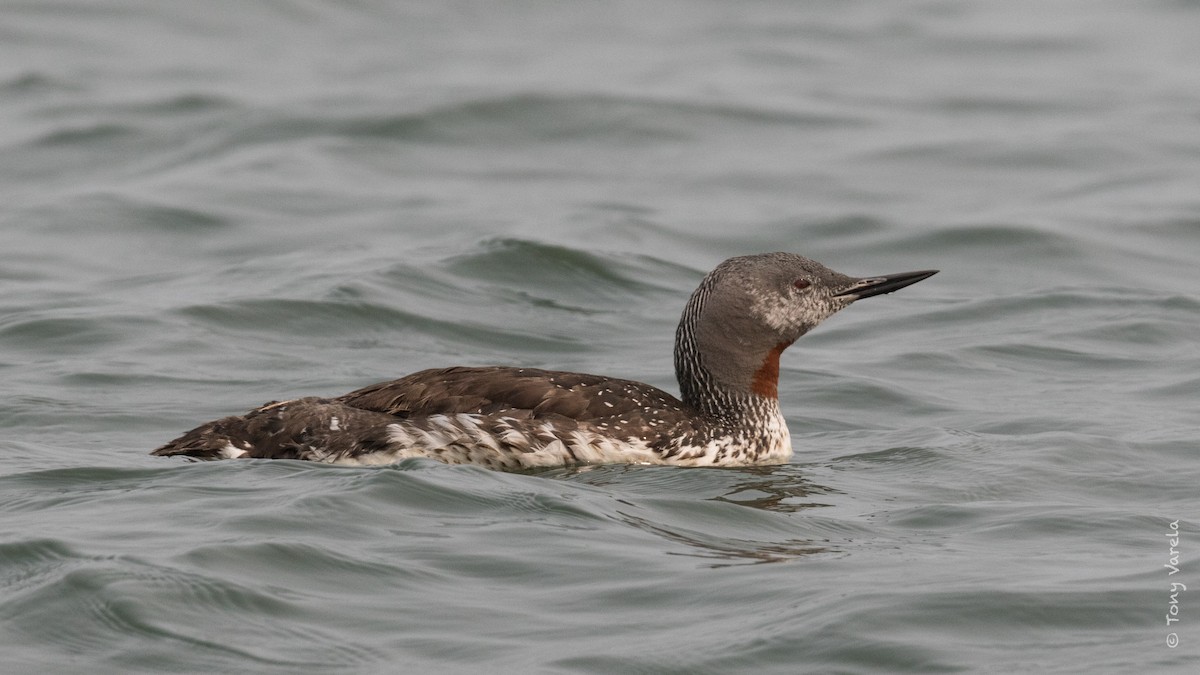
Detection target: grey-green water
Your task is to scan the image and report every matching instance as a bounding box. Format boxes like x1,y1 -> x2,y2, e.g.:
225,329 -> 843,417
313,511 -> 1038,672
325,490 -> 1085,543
2,1 -> 1198,673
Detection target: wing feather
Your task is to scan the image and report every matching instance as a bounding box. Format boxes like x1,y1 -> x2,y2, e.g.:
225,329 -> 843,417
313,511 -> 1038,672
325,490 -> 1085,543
336,366 -> 686,428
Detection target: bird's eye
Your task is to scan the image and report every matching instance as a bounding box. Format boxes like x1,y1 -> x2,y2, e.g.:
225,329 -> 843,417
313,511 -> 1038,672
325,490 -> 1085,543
792,279 -> 811,290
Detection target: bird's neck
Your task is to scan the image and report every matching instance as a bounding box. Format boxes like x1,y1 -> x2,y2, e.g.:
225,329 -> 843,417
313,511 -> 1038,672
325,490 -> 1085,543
673,286 -> 787,426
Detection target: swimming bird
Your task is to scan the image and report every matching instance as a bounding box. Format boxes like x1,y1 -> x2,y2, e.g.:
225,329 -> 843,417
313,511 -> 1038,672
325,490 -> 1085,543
152,253 -> 936,470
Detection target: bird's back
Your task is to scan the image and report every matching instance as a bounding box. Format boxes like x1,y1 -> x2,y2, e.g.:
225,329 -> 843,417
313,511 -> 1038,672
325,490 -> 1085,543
152,366 -> 704,468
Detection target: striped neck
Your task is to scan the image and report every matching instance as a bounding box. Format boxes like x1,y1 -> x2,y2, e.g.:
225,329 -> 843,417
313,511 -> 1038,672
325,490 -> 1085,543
673,272 -> 782,428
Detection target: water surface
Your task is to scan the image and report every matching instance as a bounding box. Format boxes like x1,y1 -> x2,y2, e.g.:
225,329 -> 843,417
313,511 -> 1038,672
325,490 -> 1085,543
2,1 -> 1198,673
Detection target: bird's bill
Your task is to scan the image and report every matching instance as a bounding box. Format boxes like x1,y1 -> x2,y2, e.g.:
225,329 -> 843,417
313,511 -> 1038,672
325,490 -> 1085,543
834,269 -> 939,300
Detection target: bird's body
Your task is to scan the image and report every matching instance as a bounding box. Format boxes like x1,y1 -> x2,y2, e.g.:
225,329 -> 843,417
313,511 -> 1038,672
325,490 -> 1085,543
152,253 -> 936,470
161,366 -> 791,470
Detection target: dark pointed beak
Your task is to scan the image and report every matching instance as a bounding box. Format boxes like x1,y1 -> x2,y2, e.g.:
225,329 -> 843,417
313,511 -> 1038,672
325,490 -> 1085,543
834,269 -> 939,300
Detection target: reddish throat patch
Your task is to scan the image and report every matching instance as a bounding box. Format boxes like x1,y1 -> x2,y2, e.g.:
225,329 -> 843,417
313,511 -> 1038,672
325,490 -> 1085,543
751,341 -> 793,399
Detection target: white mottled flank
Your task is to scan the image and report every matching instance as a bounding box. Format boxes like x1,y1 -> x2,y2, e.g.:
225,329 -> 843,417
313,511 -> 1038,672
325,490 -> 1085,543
347,414 -> 660,469
322,411 -> 793,469
219,442 -> 247,459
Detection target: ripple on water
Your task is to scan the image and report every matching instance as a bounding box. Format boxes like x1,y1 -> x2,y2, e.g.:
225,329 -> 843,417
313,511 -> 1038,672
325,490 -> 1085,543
1,557 -> 391,672
277,93 -> 864,145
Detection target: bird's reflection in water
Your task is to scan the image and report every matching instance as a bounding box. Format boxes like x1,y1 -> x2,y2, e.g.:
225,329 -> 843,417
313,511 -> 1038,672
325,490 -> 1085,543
709,464 -> 838,513
554,463 -> 840,567
617,512 -> 829,567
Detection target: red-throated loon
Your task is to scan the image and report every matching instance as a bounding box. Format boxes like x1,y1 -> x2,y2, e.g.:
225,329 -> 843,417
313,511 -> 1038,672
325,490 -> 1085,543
152,253 -> 937,470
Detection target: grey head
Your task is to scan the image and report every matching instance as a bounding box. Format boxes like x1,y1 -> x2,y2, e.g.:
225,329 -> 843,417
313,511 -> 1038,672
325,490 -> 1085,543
674,252 -> 937,415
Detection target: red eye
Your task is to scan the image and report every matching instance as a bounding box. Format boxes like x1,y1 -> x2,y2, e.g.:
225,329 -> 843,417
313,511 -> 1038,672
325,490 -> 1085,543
793,279 -> 811,290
